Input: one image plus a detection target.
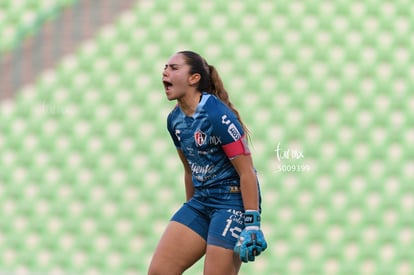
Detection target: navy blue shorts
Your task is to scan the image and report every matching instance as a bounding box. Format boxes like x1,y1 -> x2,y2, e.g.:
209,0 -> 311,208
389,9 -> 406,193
171,185 -> 260,250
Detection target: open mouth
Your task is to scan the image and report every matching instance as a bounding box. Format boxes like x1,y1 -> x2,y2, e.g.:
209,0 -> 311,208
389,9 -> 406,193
163,80 -> 173,91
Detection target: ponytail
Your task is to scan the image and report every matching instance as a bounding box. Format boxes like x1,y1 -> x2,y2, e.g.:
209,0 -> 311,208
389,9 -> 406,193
208,65 -> 250,136
178,50 -> 250,136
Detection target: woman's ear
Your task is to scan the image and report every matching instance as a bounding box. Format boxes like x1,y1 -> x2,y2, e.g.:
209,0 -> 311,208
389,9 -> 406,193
188,73 -> 201,86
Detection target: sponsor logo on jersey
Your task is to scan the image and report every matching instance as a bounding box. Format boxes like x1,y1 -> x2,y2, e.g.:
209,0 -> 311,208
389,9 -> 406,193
227,123 -> 241,141
227,209 -> 244,216
229,186 -> 240,193
194,130 -> 207,146
227,209 -> 244,225
189,162 -> 214,174
209,135 -> 222,145
175,129 -> 181,141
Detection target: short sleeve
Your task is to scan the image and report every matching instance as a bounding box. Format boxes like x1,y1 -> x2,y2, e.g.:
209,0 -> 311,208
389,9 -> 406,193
167,112 -> 180,148
207,98 -> 250,158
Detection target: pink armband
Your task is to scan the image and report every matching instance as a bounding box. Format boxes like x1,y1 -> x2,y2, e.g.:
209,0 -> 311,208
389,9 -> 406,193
222,135 -> 250,159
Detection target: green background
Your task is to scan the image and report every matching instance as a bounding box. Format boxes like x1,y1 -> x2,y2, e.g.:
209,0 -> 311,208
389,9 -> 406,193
0,0 -> 413,274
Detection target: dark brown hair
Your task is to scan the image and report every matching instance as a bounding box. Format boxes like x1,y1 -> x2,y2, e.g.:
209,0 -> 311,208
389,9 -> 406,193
178,50 -> 249,135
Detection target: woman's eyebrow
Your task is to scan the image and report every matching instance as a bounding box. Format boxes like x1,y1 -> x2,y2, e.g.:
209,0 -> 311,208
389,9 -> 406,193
165,63 -> 185,68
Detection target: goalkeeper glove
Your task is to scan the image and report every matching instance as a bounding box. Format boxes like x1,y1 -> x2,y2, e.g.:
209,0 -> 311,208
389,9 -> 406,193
234,210 -> 267,262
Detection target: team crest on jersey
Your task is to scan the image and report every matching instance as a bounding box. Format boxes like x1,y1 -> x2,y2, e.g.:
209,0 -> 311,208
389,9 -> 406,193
194,130 -> 207,146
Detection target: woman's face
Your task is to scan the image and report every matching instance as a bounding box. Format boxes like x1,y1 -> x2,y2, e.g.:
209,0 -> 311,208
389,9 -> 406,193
162,53 -> 194,101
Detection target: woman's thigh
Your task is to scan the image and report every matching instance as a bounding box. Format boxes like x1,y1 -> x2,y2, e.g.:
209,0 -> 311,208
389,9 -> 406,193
148,221 -> 207,275
204,245 -> 241,275
203,208 -> 244,275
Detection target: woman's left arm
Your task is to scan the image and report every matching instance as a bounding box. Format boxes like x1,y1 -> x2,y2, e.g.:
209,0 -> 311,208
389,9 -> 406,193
231,153 -> 267,262
230,154 -> 259,211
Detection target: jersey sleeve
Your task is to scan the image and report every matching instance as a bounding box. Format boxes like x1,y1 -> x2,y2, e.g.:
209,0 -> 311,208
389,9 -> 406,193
207,98 -> 250,159
167,112 -> 180,148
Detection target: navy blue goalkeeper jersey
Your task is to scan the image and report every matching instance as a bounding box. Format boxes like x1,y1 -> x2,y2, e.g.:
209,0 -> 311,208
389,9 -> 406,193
167,93 -> 250,189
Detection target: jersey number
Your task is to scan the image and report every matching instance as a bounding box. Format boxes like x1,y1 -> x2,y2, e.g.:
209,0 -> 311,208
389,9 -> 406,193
222,218 -> 242,238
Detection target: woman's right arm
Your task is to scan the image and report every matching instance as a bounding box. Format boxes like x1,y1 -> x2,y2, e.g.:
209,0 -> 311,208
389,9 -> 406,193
177,149 -> 194,201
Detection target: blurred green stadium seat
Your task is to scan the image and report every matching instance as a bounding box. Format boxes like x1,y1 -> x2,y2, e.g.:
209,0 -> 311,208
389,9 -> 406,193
0,0 -> 413,274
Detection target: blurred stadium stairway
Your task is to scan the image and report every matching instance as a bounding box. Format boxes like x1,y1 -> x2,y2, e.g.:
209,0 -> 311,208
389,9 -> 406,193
0,0 -> 135,100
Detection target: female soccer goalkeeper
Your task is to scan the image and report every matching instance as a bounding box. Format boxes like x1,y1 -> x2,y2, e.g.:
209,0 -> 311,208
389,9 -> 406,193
148,50 -> 267,275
